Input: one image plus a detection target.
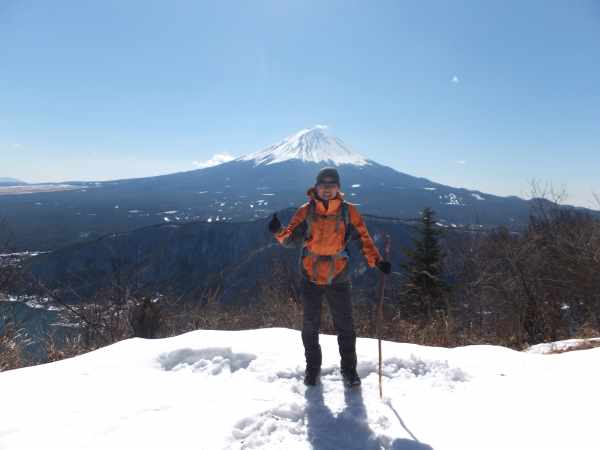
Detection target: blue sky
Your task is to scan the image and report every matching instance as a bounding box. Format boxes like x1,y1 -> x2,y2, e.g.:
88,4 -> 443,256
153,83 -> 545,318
1,0 -> 599,207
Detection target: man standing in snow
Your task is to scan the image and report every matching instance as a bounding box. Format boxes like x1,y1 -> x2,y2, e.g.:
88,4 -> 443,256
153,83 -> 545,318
268,167 -> 391,387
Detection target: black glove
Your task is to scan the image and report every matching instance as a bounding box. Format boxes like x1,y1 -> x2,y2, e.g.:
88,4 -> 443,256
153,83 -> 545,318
268,213 -> 282,234
376,260 -> 391,275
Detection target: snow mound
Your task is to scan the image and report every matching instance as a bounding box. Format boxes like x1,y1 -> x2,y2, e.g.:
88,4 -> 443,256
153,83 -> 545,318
239,125 -> 372,167
357,355 -> 469,387
157,347 -> 256,374
525,337 -> 600,354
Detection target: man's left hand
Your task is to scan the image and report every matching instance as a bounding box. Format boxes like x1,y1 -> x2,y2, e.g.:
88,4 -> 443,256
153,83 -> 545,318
376,260 -> 391,274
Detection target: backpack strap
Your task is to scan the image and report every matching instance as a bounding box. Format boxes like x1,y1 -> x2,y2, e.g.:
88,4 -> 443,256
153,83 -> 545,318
304,200 -> 317,242
340,201 -> 350,246
299,200 -> 316,278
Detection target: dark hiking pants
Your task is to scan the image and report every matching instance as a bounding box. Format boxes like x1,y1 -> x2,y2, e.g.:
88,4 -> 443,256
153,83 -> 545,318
300,279 -> 357,373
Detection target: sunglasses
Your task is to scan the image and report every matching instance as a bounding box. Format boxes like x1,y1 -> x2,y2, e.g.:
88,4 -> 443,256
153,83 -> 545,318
317,181 -> 338,189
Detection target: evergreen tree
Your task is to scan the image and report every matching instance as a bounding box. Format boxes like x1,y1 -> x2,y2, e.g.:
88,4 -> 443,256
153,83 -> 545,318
401,207 -> 450,321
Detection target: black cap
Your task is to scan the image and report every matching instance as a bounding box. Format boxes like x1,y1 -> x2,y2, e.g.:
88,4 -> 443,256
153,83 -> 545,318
316,167 -> 340,186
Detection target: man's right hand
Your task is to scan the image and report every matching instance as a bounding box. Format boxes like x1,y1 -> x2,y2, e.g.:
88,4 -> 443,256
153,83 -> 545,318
268,214 -> 282,234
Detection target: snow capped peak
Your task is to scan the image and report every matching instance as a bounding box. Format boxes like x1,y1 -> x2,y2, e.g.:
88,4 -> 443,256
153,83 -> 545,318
238,126 -> 372,167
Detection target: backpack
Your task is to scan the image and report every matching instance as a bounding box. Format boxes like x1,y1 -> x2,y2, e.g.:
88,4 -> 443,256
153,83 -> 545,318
300,199 -> 352,284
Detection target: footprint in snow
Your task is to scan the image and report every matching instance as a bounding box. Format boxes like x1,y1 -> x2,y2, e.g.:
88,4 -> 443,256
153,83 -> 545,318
157,347 -> 256,375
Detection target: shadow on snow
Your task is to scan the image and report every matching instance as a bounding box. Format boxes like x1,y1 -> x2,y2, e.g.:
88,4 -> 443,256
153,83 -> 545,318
304,385 -> 434,450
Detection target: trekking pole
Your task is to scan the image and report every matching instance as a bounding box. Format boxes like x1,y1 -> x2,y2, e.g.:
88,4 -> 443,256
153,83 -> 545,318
377,233 -> 391,399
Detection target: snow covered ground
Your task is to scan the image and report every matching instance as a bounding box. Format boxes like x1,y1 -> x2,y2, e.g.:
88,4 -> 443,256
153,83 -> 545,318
1,328 -> 598,450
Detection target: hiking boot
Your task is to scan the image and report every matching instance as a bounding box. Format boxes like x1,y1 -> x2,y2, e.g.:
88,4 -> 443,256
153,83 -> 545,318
304,367 -> 321,386
341,368 -> 361,387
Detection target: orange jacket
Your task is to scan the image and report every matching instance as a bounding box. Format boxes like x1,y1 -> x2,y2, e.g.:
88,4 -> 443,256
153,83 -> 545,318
275,187 -> 382,285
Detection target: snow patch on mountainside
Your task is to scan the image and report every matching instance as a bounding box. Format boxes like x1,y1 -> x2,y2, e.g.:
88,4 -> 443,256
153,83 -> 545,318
238,126 -> 372,167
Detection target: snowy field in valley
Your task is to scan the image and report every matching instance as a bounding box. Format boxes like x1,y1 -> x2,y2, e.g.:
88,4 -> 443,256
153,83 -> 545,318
1,328 -> 598,450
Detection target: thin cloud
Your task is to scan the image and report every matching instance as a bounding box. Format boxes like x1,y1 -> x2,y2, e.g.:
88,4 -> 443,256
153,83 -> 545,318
193,152 -> 235,169
457,160 -> 467,165
452,75 -> 460,84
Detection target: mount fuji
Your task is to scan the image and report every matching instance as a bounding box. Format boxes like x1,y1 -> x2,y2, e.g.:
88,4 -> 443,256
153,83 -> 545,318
0,126 -> 581,251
